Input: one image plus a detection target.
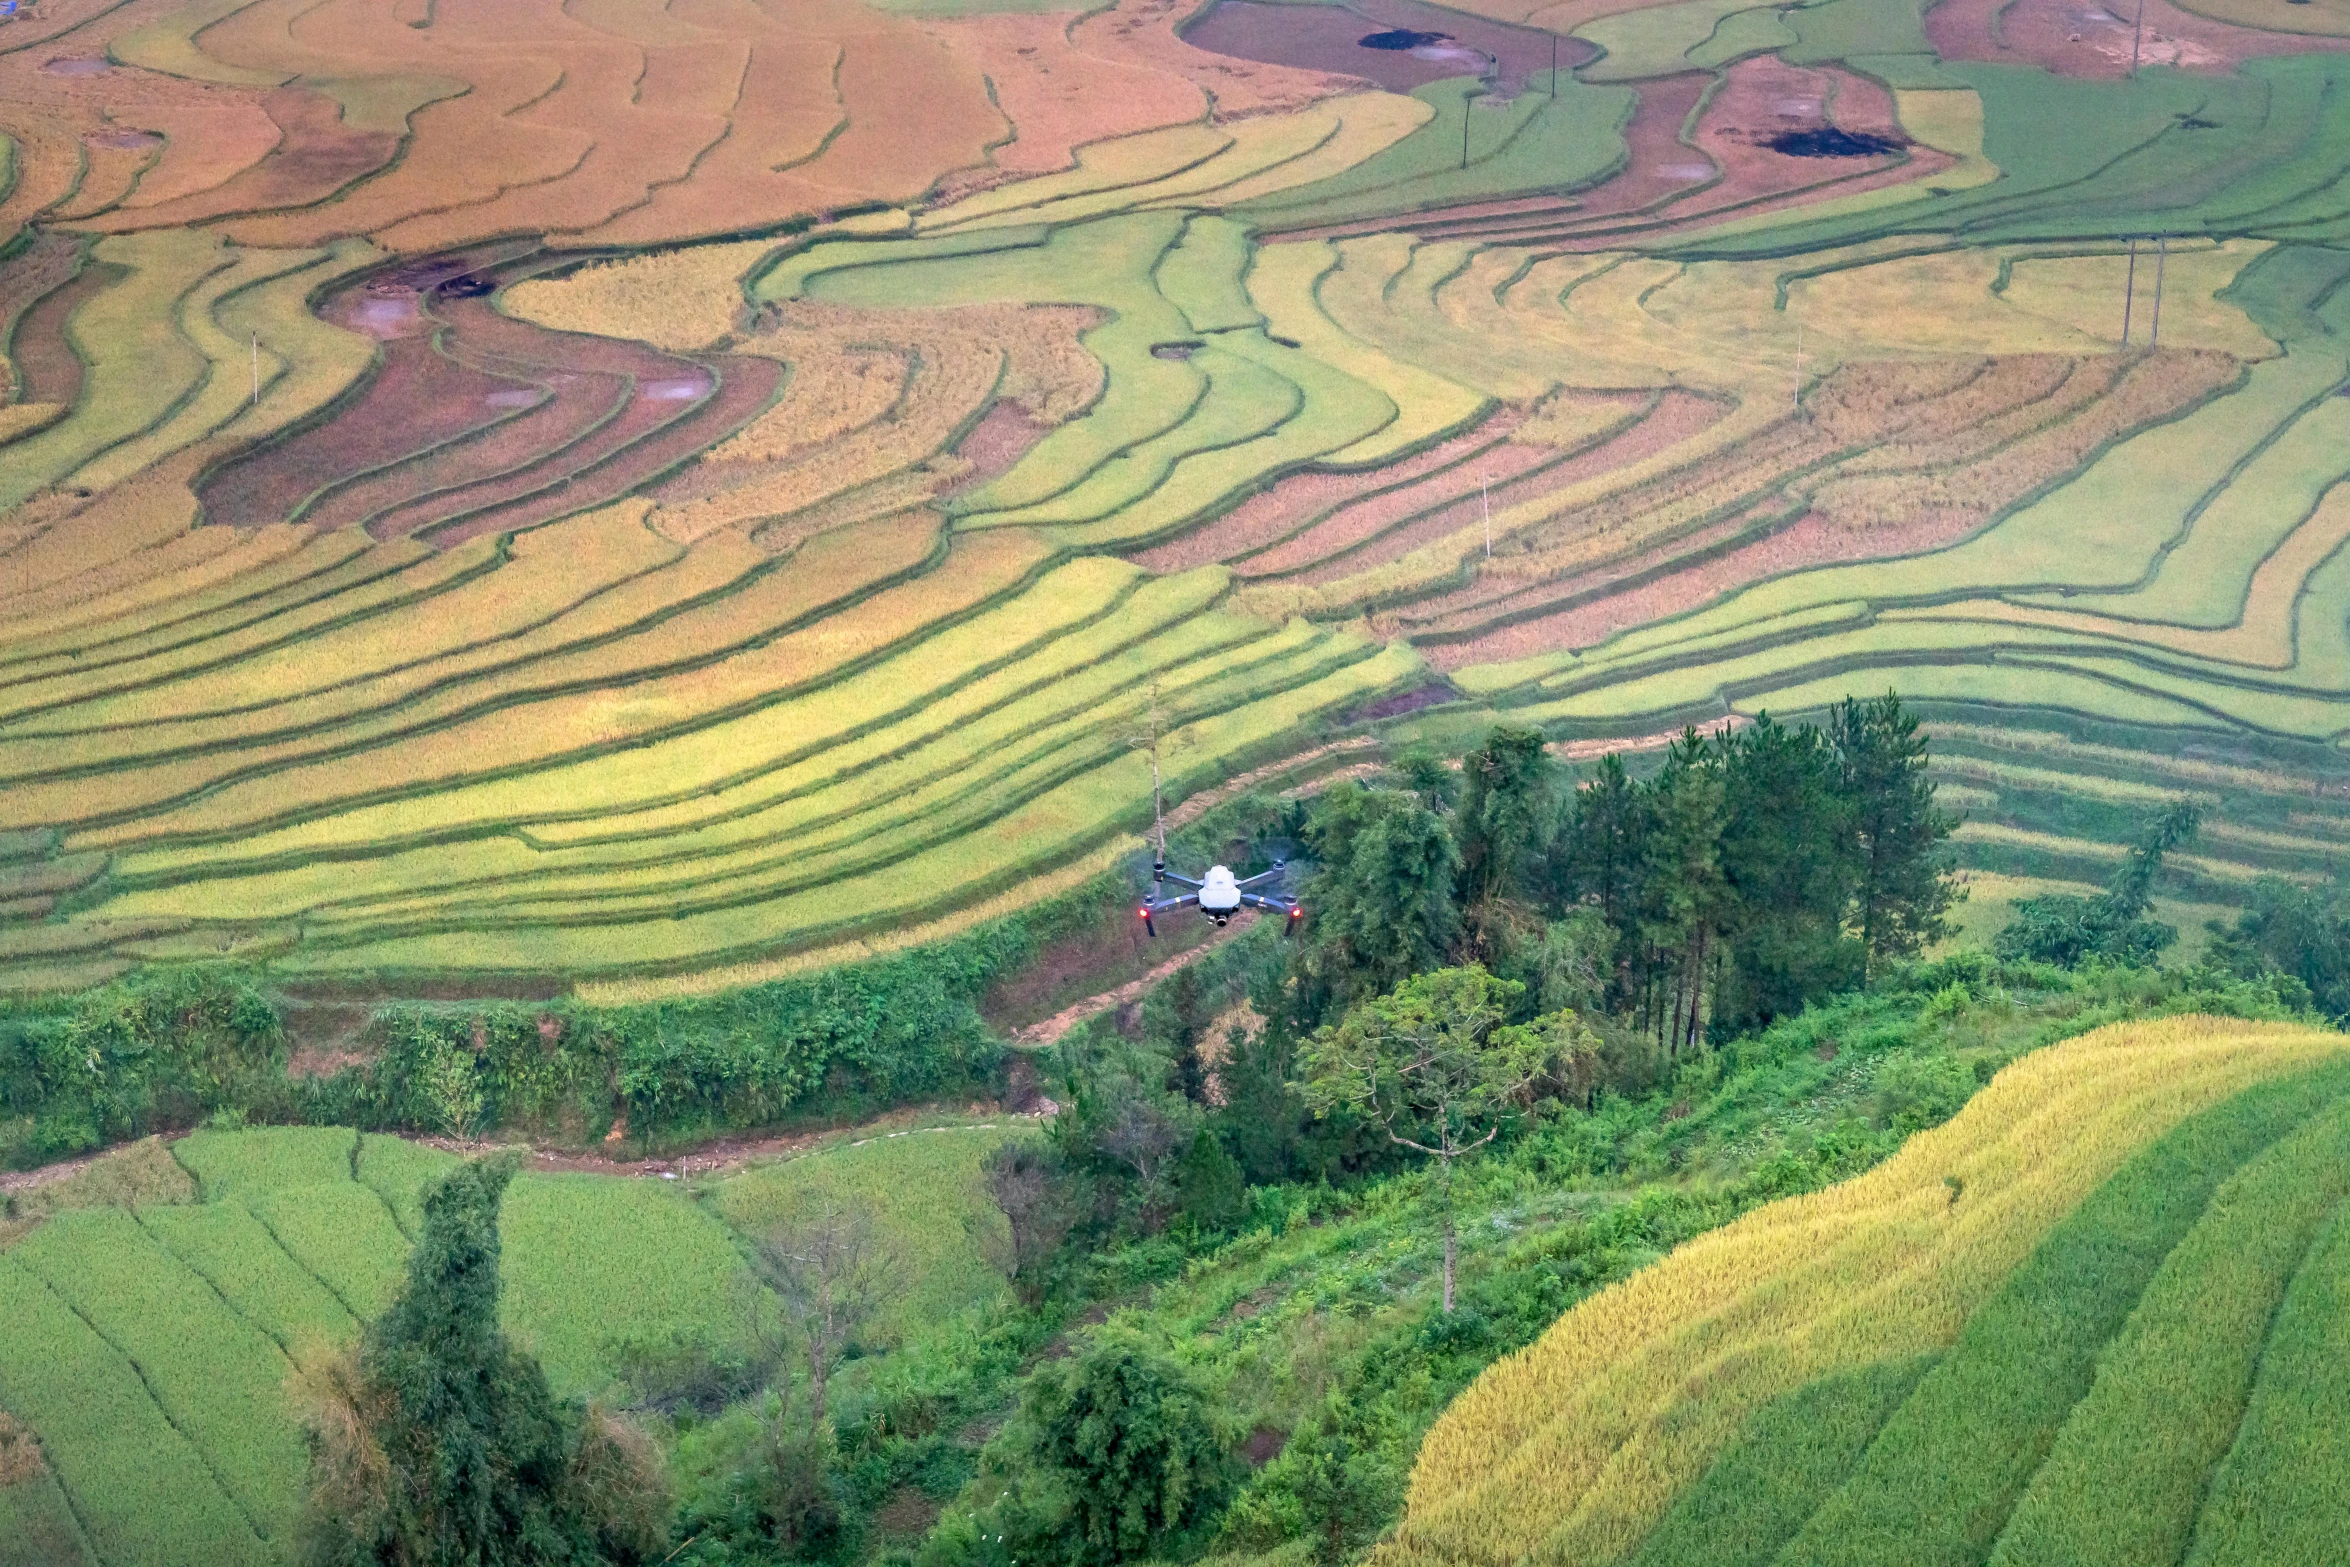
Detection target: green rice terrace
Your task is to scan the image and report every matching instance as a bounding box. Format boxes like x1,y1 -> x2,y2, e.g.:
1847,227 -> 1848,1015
8,0 -> 2350,1562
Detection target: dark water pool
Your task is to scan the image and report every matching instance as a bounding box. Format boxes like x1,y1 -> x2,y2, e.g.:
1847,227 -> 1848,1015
1183,0 -> 1594,97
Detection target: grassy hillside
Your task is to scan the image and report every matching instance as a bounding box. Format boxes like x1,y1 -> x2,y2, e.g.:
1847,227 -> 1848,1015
1382,1016 -> 2350,1567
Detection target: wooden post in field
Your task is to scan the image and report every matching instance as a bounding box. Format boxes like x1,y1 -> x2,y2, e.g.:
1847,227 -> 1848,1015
2131,0 -> 2146,72
1462,97 -> 1470,169
2151,235 -> 2166,348
1552,33 -> 1558,98
1483,471 -> 1492,559
251,334 -> 258,405
1792,313 -> 1803,419
2122,238 -> 2138,344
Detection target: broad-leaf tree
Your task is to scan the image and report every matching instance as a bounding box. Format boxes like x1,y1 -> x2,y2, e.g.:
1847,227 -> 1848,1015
1297,966 -> 1579,1310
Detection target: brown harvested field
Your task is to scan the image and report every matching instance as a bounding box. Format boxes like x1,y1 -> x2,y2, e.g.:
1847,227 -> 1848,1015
197,334 -> 531,530
425,353 -> 784,548
950,401 -> 1055,490
2,260 -> 122,408
917,10 -> 1207,200
1241,428 -> 1574,580
1419,506 -> 1978,668
0,233 -> 85,401
1182,0 -> 1597,97
1925,0 -> 2350,75
92,87 -> 400,229
567,0 -> 1004,247
1302,388 -> 1727,586
325,370 -> 621,538
1395,348 -> 2245,650
1074,0 -> 1361,121
1127,408 -> 1528,573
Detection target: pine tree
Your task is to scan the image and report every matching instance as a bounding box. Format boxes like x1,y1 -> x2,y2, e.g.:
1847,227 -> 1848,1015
1832,693 -> 1959,974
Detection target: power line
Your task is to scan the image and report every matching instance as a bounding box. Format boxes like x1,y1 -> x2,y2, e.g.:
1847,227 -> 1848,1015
2122,238 -> 2138,345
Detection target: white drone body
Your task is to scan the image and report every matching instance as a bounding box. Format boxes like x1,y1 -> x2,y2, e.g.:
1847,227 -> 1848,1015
1141,855 -> 1300,936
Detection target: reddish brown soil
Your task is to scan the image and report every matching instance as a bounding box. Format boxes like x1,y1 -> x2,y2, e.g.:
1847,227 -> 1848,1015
952,399 -> 1054,489
425,353 -> 783,546
1128,408 -> 1527,573
215,256 -> 781,544
2,260 -> 121,407
0,233 -> 84,398
1242,432 -> 1570,578
1299,389 -> 1728,585
1424,507 -> 1976,669
1184,0 -> 1597,97
1926,0 -> 2350,76
99,87 -> 400,228
198,335 -> 530,528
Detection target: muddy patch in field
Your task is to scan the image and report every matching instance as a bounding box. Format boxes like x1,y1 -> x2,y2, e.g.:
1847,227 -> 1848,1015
41,56 -> 109,76
85,128 -> 163,151
1184,0 -> 1593,96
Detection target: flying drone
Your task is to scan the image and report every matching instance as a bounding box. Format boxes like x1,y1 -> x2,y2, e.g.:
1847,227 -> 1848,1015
1139,853 -> 1302,938
1134,722 -> 1301,938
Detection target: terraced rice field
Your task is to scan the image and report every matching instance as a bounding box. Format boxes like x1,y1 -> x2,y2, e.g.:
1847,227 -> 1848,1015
3,0 -> 2350,993
0,1120 -> 1021,1567
1382,1016 -> 2350,1567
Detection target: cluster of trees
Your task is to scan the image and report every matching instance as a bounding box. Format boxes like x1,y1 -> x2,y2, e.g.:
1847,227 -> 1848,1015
1303,694 -> 1960,1047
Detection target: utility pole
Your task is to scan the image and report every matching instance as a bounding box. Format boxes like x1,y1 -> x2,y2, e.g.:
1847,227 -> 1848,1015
2131,0 -> 2146,73
2122,238 -> 2138,345
1792,312 -> 1803,419
1482,470 -> 1492,559
1551,32 -> 1558,98
2151,235 -> 2166,348
1462,97 -> 1471,170
251,334 -> 258,405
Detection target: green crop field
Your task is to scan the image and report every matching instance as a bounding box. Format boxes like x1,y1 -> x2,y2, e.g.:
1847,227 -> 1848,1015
0,1120 -> 1026,1565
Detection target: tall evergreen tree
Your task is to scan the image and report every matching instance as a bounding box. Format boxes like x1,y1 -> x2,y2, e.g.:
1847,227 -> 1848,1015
1299,783 -> 1462,1009
1635,730 -> 1729,1056
1457,725 -> 1553,908
1553,753 -> 1647,936
1715,716 -> 1864,1029
1832,693 -> 1959,974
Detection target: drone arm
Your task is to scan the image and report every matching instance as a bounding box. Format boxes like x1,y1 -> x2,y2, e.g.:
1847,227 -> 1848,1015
1158,870 -> 1205,889
1233,863 -> 1288,891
